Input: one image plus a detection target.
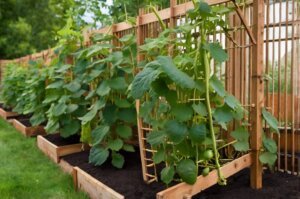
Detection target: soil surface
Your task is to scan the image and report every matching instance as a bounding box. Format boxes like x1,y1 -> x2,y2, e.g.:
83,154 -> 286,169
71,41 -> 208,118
18,118 -> 32,127
62,150 -> 167,199
0,104 -> 13,111
7,114 -> 30,120
63,150 -> 300,199
44,133 -> 81,146
194,169 -> 300,199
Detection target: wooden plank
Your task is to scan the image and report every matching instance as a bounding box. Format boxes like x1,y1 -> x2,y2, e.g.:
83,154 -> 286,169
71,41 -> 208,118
173,0 -> 231,17
37,135 -> 59,163
114,22 -> 133,32
0,108 -> 19,120
12,119 -> 46,137
74,167 -> 124,199
59,159 -> 73,174
250,0 -> 264,189
232,0 -> 256,44
57,143 -> 84,157
156,153 -> 252,199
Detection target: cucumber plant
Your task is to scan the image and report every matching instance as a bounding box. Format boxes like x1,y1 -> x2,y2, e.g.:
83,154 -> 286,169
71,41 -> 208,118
13,60 -> 50,126
74,32 -> 137,168
1,63 -> 27,110
131,1 -> 279,185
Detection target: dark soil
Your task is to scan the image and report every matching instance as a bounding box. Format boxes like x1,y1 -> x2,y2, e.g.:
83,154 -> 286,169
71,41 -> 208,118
0,103 -> 13,111
194,169 -> 299,199
62,150 -> 167,199
63,150 -> 300,199
7,114 -> 30,120
43,133 -> 81,146
18,118 -> 32,127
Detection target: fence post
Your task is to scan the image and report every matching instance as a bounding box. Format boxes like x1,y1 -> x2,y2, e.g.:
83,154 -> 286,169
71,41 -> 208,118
250,0 -> 265,189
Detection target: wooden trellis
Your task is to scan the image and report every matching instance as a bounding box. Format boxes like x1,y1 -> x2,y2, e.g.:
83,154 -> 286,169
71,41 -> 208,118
0,0 -> 299,198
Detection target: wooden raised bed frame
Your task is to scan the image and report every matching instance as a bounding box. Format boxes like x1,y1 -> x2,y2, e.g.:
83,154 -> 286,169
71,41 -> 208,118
37,135 -> 84,163
12,119 -> 46,137
72,153 -> 252,199
0,108 -> 18,120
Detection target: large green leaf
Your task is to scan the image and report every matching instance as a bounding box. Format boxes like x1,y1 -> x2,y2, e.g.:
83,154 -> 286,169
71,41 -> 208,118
210,75 -> 226,97
108,77 -> 128,90
176,159 -> 197,185
171,103 -> 193,122
116,125 -> 132,139
52,102 -> 67,116
122,144 -> 135,152
89,147 -> 109,166
233,141 -> 249,152
189,124 -> 207,143
64,81 -> 81,92
230,127 -> 250,152
157,56 -> 195,89
161,166 -> 175,185
102,104 -> 118,125
131,67 -> 160,99
165,120 -> 187,144
79,100 -> 105,124
66,104 -> 79,113
114,99 -> 131,108
117,108 -> 137,123
204,43 -> 228,63
60,120 -> 80,137
213,105 -> 234,123
111,152 -> 125,169
192,102 -> 207,116
259,151 -> 277,168
86,44 -> 113,58
225,94 -> 240,109
46,80 -> 64,89
230,127 -> 249,141
96,80 -> 111,96
153,148 -> 165,164
263,138 -> 277,153
92,125 -> 110,146
108,138 -> 123,151
146,130 -> 166,146
262,108 -> 279,133
45,119 -> 59,134
198,1 -> 211,17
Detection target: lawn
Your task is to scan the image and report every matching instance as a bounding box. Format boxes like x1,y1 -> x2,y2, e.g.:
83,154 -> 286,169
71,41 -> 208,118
0,118 -> 88,199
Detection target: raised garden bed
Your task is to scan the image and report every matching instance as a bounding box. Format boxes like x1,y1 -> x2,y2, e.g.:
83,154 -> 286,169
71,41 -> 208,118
62,150 -> 251,199
0,104 -> 18,120
37,134 -> 85,163
12,118 -> 46,137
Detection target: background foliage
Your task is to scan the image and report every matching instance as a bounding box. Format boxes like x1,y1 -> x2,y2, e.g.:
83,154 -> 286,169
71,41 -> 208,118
0,0 -> 169,59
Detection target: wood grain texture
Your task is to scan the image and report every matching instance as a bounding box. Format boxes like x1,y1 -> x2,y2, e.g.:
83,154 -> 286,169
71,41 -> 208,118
74,167 -> 124,199
156,153 -> 252,199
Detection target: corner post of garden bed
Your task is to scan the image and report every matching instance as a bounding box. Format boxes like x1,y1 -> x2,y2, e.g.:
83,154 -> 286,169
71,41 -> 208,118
250,0 -> 265,189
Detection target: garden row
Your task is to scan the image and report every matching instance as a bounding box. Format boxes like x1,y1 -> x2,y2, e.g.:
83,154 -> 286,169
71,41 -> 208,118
0,1 -> 280,198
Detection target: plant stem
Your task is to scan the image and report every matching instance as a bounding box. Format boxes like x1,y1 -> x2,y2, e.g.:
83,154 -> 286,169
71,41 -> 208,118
202,30 -> 226,185
217,140 -> 237,150
150,6 -> 166,31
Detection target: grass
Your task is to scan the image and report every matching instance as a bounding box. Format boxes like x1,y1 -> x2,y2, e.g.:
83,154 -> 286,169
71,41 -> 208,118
0,118 -> 88,199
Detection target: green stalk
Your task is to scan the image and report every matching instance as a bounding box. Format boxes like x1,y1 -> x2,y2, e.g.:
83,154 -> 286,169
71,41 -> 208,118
201,28 -> 226,185
150,6 -> 166,31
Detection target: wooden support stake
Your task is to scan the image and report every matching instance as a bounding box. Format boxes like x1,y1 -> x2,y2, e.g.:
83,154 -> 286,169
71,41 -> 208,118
250,0 -> 264,189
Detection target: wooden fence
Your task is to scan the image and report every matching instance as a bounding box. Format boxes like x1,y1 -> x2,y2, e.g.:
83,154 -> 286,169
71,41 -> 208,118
0,0 -> 299,196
